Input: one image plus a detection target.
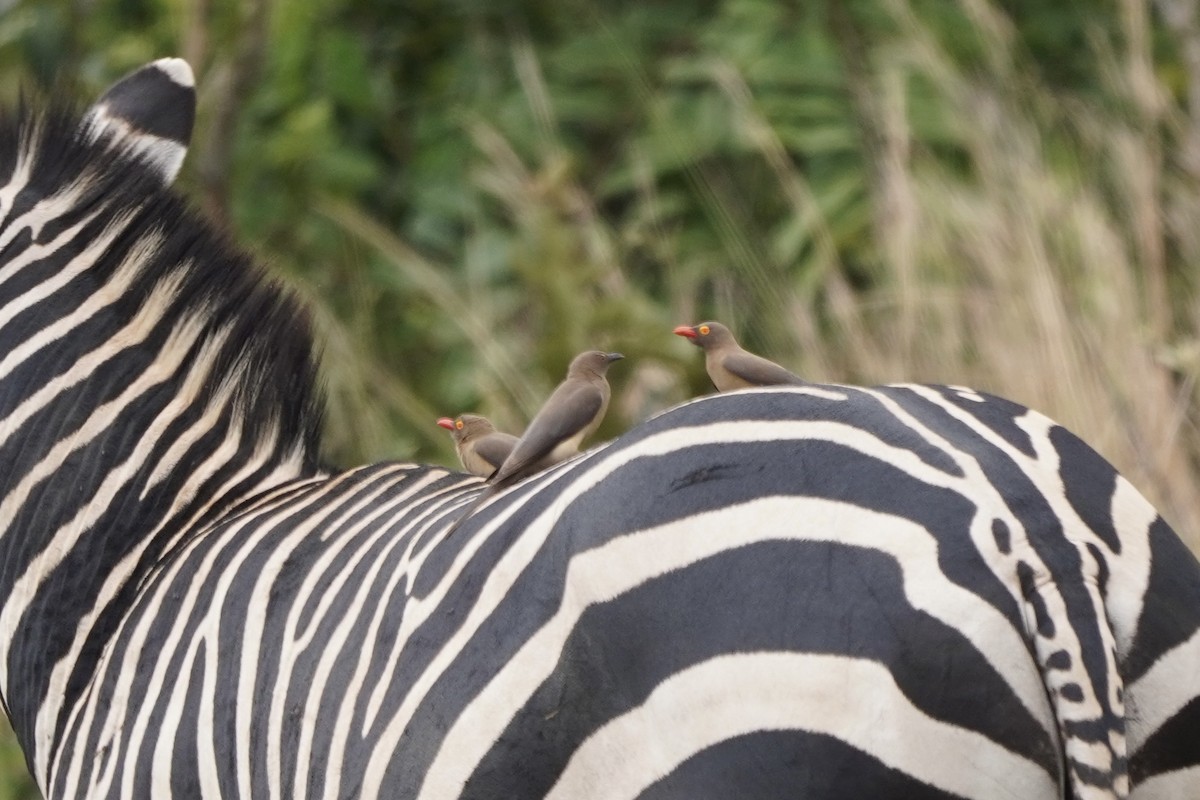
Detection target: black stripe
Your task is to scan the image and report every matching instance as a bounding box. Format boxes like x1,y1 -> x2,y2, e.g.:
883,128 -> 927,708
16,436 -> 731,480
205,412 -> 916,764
992,517 -> 1012,554
1051,425 -> 1120,553
1047,649 -> 1072,670
1130,694 -> 1200,782
1018,561 -> 1055,638
636,730 -> 965,800
922,385 -> 1037,457
169,642 -> 206,797
1125,517 -> 1200,682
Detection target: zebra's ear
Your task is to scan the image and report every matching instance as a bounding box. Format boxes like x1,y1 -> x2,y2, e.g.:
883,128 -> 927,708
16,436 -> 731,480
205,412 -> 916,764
84,58 -> 196,185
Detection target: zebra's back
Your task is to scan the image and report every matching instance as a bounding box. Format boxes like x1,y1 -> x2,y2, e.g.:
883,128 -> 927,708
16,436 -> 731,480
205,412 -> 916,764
49,384 -> 1200,799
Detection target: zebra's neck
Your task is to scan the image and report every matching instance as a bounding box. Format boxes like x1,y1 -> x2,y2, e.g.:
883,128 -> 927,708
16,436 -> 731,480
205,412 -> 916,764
0,103 -> 326,759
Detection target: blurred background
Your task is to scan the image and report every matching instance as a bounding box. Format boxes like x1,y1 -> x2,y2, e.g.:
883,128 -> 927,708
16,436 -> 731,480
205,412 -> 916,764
2,0 -> 1200,793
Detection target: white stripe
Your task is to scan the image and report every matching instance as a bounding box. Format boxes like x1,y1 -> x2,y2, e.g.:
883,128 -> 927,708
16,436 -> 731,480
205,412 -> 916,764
543,653 -> 1055,800
414,495 -> 1052,799
86,114 -> 187,183
1105,475 -> 1157,647
149,635 -> 203,799
150,58 -> 194,89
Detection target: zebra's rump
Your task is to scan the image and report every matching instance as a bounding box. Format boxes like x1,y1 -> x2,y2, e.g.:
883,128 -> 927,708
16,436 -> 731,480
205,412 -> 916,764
48,384 -> 1200,799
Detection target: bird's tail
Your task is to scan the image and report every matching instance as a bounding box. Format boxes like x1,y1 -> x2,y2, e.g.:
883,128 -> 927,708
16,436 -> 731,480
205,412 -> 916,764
442,484 -> 497,537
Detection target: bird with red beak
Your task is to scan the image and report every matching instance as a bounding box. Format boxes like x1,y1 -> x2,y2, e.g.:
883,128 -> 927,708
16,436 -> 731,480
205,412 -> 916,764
675,321 -> 805,392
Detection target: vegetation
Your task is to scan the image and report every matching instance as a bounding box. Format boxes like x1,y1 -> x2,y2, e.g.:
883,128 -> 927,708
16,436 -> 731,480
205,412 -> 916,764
2,0 -> 1200,794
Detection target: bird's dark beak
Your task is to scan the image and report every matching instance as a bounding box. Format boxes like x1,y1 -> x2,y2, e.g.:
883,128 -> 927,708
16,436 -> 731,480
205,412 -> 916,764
606,352 -> 625,362
673,325 -> 697,339
436,418 -> 455,431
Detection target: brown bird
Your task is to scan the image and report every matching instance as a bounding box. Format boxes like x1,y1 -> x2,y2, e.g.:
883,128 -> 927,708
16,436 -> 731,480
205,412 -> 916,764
488,350 -> 625,488
674,321 -> 806,391
437,414 -> 519,478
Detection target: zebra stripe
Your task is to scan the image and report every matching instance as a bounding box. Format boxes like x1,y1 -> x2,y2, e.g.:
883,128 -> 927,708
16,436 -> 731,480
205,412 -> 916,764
1,60 -> 1199,800
543,652 -> 1055,800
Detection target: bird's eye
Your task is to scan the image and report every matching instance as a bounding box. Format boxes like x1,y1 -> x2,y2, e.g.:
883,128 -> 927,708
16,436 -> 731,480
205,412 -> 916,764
455,420 -> 464,430
699,325 -> 710,335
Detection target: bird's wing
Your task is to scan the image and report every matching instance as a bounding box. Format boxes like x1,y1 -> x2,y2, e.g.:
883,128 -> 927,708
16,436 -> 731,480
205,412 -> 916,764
722,351 -> 806,386
493,383 -> 603,483
472,433 -> 519,470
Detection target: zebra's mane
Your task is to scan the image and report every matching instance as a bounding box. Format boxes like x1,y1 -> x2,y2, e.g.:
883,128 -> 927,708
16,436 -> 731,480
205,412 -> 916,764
0,98 -> 326,477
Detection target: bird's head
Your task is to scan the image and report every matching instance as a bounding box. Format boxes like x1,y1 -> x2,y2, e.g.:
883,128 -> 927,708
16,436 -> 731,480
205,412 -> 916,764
436,414 -> 495,442
674,321 -> 733,349
569,350 -> 625,377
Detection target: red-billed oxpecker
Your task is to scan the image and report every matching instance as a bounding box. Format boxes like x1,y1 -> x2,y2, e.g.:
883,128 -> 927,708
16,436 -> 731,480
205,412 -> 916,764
437,415 -> 518,478
674,321 -> 806,391
488,350 -> 624,489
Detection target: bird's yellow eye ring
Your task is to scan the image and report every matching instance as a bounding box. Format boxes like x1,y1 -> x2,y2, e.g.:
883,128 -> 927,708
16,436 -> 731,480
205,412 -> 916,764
699,325 -> 710,335
455,420 -> 464,430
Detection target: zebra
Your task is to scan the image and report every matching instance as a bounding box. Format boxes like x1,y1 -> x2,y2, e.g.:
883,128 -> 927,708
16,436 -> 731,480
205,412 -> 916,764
0,58 -> 1197,800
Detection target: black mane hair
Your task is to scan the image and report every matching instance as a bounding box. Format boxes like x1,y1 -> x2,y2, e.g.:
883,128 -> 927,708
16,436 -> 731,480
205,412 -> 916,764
0,96 -> 326,478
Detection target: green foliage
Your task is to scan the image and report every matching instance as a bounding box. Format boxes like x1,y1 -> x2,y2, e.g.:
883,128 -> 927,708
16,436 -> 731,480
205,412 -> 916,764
2,1 -> 1200,789
0,717 -> 35,800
